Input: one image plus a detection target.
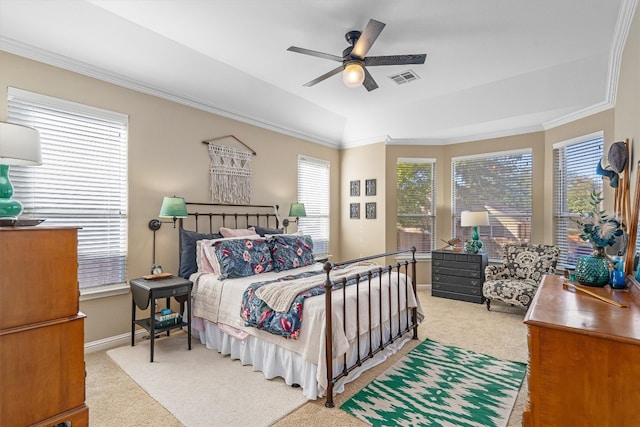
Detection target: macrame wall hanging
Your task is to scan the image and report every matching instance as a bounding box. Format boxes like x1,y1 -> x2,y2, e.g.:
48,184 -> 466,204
202,135 -> 256,204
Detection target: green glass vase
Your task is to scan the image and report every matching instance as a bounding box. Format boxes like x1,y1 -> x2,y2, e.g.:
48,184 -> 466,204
574,247 -> 610,287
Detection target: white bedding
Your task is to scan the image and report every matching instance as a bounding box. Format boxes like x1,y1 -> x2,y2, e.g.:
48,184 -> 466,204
189,262 -> 424,399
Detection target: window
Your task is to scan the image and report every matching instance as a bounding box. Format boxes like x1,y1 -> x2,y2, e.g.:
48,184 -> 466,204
452,149 -> 532,260
553,132 -> 604,268
396,158 -> 436,254
297,155 -> 329,255
8,87 -> 128,291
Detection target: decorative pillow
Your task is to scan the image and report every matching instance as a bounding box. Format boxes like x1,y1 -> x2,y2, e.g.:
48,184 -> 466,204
214,238 -> 273,279
179,228 -> 223,278
268,234 -> 314,272
196,239 -> 218,273
201,234 -> 260,275
249,225 -> 284,237
220,227 -> 257,238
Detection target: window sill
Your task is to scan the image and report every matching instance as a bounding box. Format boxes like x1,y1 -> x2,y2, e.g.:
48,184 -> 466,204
80,282 -> 130,301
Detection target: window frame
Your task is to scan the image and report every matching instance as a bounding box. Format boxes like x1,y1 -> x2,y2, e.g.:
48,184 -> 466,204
296,155 -> 330,255
7,87 -> 129,296
451,148 -> 533,260
396,157 -> 436,255
553,131 -> 604,269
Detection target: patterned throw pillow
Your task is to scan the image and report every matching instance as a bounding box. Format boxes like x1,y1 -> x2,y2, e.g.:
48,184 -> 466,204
214,238 -> 273,279
268,234 -> 314,272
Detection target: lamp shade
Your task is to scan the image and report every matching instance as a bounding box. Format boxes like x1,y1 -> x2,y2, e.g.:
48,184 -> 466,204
343,62 -> 365,88
288,203 -> 307,218
460,210 -> 490,227
0,122 -> 42,166
159,196 -> 188,218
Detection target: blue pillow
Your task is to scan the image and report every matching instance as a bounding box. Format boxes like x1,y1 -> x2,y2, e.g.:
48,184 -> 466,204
249,225 -> 284,237
179,228 -> 223,279
214,238 -> 273,279
268,234 -> 314,272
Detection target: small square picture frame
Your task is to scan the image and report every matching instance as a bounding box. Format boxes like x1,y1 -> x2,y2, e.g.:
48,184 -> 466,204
365,179 -> 376,196
350,203 -> 360,219
366,202 -> 376,219
350,180 -> 360,197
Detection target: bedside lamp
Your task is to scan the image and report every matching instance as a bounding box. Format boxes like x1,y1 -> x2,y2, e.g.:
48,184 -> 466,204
461,210 -> 490,254
0,122 -> 42,219
148,196 -> 188,274
282,202 -> 306,232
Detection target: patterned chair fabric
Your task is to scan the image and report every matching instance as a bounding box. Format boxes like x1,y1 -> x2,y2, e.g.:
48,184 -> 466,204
483,244 -> 560,310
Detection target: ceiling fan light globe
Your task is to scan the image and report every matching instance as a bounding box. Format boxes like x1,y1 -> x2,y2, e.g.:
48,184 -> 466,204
343,63 -> 365,88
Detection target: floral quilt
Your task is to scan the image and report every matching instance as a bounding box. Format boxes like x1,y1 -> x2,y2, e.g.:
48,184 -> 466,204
240,267 -> 379,339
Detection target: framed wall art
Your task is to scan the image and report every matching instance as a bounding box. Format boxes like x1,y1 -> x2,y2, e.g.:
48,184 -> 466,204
366,202 -> 376,219
350,180 -> 360,197
350,203 -> 360,219
365,179 -> 376,196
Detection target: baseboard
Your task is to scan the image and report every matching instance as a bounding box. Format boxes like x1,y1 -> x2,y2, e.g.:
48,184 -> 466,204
84,330 -> 146,354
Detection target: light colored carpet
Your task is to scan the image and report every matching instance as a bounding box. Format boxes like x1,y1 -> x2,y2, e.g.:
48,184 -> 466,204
106,332 -> 307,427
86,288 -> 528,426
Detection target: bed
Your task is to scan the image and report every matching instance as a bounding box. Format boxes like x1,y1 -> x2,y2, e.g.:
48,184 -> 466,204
178,202 -> 423,407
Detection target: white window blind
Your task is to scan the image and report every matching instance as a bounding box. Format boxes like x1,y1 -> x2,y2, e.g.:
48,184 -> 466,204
297,155 -> 329,255
553,133 -> 603,268
8,87 -> 129,290
396,158 -> 436,253
452,149 -> 532,260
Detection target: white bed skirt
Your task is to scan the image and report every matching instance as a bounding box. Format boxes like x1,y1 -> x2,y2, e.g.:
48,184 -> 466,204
191,315 -> 414,400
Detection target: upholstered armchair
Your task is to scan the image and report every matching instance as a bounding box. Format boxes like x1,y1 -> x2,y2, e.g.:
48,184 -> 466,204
483,244 -> 560,311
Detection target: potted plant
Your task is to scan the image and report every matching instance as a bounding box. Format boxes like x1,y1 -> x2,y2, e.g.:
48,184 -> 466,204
574,191 -> 624,287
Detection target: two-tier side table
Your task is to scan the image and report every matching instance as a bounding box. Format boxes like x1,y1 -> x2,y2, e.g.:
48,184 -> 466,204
130,275 -> 193,362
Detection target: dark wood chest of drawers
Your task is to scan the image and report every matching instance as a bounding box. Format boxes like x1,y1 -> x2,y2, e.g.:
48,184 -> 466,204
431,250 -> 488,303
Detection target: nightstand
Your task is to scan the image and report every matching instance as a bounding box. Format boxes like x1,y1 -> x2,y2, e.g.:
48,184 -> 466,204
130,275 -> 193,362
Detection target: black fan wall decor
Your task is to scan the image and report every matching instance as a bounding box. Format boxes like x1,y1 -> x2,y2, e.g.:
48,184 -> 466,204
287,19 -> 426,92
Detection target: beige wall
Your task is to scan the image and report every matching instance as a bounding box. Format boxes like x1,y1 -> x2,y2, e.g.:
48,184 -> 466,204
0,51 -> 340,343
339,142 -> 386,260
1,3 -> 638,344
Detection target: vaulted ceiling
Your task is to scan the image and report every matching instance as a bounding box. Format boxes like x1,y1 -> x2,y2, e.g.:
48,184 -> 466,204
0,0 -> 635,147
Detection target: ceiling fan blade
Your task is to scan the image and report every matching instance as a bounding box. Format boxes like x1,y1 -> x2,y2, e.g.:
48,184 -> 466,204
365,54 -> 427,66
303,65 -> 344,87
352,19 -> 385,58
287,46 -> 343,62
362,67 -> 378,92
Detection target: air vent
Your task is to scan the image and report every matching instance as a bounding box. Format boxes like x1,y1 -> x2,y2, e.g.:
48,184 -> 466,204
388,70 -> 420,85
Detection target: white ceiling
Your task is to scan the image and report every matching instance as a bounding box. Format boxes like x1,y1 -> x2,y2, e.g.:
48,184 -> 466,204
0,0 -> 635,148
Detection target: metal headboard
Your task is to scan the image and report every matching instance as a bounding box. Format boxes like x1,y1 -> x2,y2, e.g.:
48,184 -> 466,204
178,202 -> 282,234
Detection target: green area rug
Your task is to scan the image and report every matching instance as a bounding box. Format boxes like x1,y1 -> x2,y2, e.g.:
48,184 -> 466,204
341,339 -> 526,427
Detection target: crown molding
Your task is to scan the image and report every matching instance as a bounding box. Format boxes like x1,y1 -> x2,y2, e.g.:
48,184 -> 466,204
543,0 -> 636,131
0,36 -> 341,149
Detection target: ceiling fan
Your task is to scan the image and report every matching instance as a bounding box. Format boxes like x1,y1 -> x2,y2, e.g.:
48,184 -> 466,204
287,19 -> 426,92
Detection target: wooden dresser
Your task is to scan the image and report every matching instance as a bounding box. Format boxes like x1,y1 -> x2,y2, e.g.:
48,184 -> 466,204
523,274 -> 640,426
431,250 -> 488,303
0,227 -> 88,427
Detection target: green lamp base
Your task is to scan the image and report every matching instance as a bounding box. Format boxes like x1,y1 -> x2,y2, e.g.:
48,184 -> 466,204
0,198 -> 23,219
0,164 -> 23,219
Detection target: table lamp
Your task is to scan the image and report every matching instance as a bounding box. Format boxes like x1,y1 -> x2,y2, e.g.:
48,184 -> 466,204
461,210 -> 490,254
0,122 -> 42,219
148,196 -> 188,274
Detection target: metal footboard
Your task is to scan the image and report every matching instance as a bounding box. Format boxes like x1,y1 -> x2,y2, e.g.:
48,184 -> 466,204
323,247 -> 418,408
